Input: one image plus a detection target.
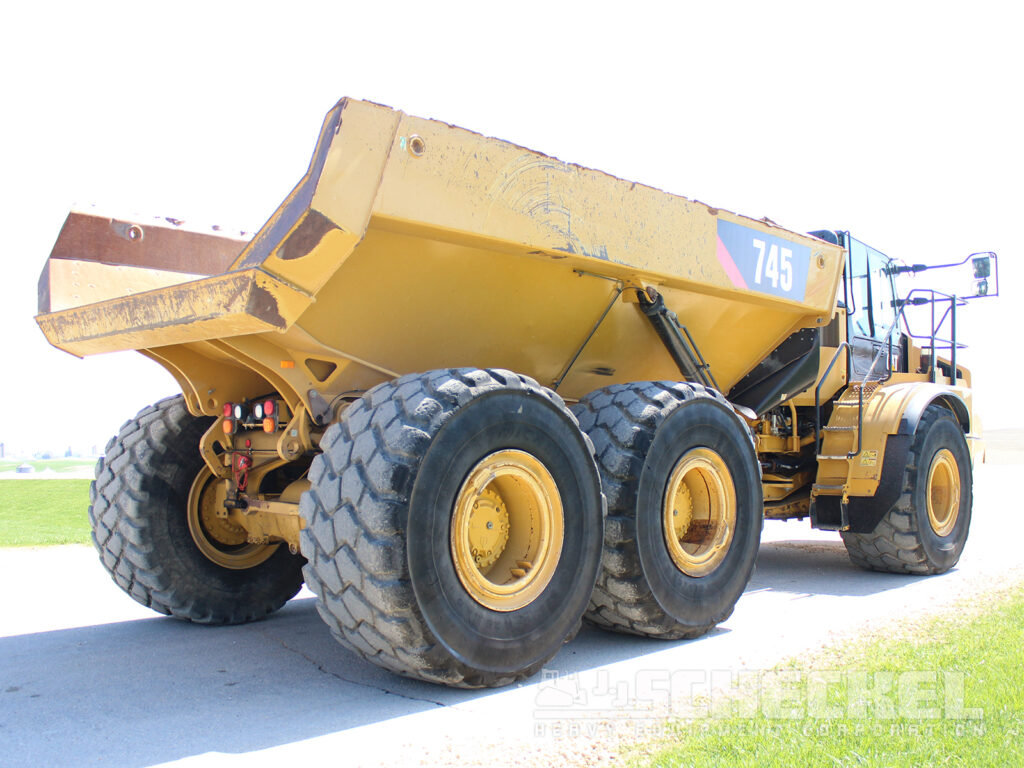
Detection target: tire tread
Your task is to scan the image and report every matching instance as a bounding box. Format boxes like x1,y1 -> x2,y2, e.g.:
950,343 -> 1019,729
572,381 -> 758,639
89,396 -> 303,624
841,406 -> 968,575
300,368 -> 591,688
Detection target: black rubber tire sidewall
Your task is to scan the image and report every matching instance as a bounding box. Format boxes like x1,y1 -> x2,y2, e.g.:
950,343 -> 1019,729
154,456 -> 302,601
911,414 -> 972,571
148,434 -> 299,593
91,396 -> 304,623
406,390 -> 603,673
635,398 -> 762,629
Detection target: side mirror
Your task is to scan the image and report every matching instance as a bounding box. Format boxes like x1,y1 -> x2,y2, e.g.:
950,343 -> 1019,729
887,249 -> 999,299
969,252 -> 998,298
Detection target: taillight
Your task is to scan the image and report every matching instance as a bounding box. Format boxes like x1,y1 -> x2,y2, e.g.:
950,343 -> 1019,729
220,399 -> 279,434
222,402 -> 236,434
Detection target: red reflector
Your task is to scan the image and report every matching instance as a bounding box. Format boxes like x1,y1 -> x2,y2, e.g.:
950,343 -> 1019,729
223,402 -> 233,417
264,400 -> 275,416
263,417 -> 276,433
222,419 -> 234,434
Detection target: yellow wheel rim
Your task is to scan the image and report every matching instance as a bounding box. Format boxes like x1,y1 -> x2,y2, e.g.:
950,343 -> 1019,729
450,450 -> 564,612
662,448 -> 737,578
186,467 -> 278,570
926,448 -> 960,537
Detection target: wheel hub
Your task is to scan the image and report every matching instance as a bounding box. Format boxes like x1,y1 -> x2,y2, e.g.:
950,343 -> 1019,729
451,450 -> 565,612
465,488 -> 511,571
926,448 -> 960,537
187,467 -> 278,570
670,482 -> 694,541
199,493 -> 248,546
662,447 -> 737,577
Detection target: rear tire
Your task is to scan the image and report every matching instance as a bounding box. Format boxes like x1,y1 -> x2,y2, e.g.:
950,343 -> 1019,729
841,405 -> 971,574
299,368 -> 604,688
572,382 -> 762,639
89,396 -> 304,623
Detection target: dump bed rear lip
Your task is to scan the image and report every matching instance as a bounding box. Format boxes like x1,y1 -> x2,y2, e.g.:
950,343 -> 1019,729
36,269 -> 308,357
38,208 -> 253,315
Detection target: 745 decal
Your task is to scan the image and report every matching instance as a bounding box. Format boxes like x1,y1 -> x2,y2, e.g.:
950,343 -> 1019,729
717,219 -> 810,302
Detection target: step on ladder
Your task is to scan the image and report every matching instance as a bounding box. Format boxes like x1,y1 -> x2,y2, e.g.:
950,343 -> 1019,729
810,342 -> 875,531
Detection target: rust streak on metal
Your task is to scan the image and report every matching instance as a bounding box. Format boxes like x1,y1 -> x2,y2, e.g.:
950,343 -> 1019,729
49,210 -> 249,274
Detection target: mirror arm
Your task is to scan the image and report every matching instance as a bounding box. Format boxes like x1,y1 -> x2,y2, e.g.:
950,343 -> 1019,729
889,251 -> 995,275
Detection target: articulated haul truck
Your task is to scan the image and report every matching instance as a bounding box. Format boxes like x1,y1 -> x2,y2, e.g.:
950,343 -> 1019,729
37,98 -> 996,687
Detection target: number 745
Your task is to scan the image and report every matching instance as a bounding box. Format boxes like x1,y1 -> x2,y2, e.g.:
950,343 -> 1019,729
753,238 -> 794,292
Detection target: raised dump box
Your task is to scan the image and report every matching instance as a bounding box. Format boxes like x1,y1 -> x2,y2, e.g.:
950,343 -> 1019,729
39,98 -> 844,415
36,98 -> 981,689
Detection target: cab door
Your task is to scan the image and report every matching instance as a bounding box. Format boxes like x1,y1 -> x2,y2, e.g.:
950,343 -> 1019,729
845,236 -> 902,379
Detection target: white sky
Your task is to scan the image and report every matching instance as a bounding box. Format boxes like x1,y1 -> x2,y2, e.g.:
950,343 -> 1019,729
1,1 -> 1021,455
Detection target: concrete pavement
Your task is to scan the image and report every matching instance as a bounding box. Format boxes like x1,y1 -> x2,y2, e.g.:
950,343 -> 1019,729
1,462 -> 1021,767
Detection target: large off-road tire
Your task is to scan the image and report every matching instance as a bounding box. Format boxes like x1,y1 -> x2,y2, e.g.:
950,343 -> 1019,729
299,368 -> 604,688
841,405 -> 972,574
572,382 -> 762,639
89,396 -> 304,623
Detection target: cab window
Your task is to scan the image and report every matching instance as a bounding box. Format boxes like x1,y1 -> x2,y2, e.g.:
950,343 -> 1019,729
847,237 -> 897,342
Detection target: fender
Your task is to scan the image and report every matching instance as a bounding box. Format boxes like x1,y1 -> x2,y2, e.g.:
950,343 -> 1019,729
894,385 -> 970,436
828,380 -> 972,533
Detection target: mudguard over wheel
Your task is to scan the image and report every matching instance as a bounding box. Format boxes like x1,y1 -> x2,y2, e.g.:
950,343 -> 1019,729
841,405 -> 972,574
89,396 -> 305,623
299,368 -> 604,688
572,382 -> 762,639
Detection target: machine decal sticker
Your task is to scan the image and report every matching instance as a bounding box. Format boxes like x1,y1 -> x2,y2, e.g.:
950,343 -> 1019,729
717,219 -> 810,302
715,234 -> 748,289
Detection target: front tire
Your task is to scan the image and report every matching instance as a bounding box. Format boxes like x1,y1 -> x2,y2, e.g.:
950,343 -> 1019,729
89,396 -> 305,623
841,405 -> 972,574
573,382 -> 762,639
300,369 -> 604,688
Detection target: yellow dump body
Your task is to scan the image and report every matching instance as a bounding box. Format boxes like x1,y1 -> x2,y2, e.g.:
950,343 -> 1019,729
38,98 -> 845,418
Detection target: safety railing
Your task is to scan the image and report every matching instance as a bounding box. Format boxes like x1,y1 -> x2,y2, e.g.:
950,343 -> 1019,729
813,288 -> 966,458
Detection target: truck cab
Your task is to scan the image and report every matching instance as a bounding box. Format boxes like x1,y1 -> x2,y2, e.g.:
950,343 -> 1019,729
756,229 -> 992,562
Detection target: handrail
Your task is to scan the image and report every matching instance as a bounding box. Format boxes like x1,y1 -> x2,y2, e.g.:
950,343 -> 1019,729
814,341 -> 851,456
813,287 -> 966,463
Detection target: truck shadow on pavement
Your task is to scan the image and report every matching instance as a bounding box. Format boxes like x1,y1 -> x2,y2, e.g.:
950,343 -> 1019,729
752,537 -> 934,597
0,536 -> 938,768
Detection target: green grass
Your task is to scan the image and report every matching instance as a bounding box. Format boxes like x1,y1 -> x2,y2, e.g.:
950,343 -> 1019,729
630,592 -> 1024,768
0,458 -> 96,473
0,479 -> 92,546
